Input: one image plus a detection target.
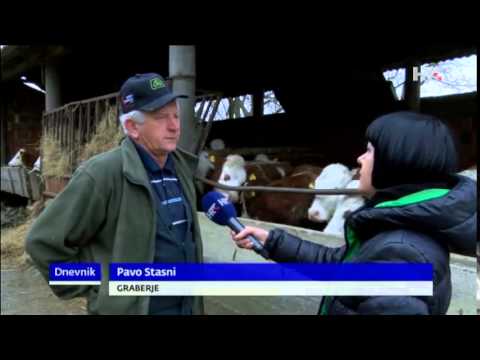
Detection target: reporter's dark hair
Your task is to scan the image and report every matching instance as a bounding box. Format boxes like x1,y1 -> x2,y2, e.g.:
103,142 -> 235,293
366,111 -> 459,189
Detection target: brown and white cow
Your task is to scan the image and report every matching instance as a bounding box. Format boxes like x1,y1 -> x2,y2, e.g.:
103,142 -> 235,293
322,179 -> 365,237
213,154 -> 292,203
242,165 -> 322,226
307,163 -> 354,223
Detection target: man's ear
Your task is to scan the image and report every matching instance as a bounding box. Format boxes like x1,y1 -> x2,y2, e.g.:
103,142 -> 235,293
125,119 -> 139,139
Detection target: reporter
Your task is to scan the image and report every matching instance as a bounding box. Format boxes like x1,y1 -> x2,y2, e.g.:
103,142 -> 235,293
231,111 -> 477,315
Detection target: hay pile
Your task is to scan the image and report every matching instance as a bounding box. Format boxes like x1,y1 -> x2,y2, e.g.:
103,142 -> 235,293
41,135 -> 71,177
0,199 -> 51,267
1,217 -> 34,266
79,108 -> 124,163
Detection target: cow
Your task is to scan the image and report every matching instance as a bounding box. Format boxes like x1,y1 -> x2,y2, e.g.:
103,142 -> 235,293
213,154 -> 292,203
288,164 -> 324,177
197,151 -> 215,177
322,180 -> 365,237
29,156 -> 42,174
214,154 -> 248,203
8,149 -> 26,167
307,163 -> 354,224
240,165 -> 322,227
194,151 -> 228,187
193,150 -> 230,210
209,138 -> 226,151
253,153 -> 282,163
254,153 -> 272,162
244,161 -> 293,186
351,167 -> 360,180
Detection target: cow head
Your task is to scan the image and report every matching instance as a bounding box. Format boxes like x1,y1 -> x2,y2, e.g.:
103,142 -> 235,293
322,180 -> 364,236
307,163 -> 353,223
214,154 -> 247,203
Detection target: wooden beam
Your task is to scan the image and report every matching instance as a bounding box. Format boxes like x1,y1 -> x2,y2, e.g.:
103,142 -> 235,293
404,61 -> 421,111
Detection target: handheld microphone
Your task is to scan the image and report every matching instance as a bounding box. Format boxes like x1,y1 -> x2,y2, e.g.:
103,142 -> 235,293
201,191 -> 269,258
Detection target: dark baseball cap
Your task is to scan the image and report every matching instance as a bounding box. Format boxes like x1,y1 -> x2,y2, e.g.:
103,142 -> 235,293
119,73 -> 187,113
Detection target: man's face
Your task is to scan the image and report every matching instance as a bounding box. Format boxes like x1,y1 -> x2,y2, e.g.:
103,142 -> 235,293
128,101 -> 180,156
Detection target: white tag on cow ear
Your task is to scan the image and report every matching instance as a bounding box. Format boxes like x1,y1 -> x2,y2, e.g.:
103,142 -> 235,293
308,182 -> 315,189
250,191 -> 256,197
249,173 -> 257,181
209,155 -> 215,163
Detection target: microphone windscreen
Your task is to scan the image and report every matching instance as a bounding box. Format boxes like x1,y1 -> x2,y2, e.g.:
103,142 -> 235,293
201,191 -> 237,226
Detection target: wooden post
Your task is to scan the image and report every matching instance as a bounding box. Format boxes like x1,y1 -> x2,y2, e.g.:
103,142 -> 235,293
0,81 -> 8,165
253,90 -> 264,118
45,62 -> 62,112
169,45 -> 197,153
404,61 -> 421,112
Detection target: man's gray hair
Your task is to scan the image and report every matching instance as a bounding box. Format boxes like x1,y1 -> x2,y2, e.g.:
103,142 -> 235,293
119,110 -> 145,134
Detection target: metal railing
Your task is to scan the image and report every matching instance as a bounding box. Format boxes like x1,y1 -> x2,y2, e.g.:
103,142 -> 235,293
42,92 -> 120,175
195,176 -> 364,196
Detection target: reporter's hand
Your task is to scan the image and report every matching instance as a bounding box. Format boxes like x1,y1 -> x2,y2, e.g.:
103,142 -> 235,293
230,226 -> 269,250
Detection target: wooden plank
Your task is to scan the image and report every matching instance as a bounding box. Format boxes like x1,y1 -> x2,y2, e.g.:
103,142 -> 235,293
63,110 -> 67,148
105,99 -> 110,127
85,104 -> 90,143
18,167 -> 29,198
4,167 -> 30,197
28,172 -> 42,200
69,108 -> 74,172
7,167 -> 17,194
87,102 -> 91,130
52,114 -> 56,140
53,113 -> 57,142
58,112 -> 62,146
77,106 -> 83,146
0,167 -> 13,193
52,113 -> 58,140
94,100 -> 100,143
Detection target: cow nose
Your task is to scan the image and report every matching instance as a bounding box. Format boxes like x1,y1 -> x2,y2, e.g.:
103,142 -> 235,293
308,210 -> 319,220
308,210 -> 327,224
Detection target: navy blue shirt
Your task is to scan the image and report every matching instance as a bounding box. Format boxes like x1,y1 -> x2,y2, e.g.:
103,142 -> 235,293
133,141 -> 196,315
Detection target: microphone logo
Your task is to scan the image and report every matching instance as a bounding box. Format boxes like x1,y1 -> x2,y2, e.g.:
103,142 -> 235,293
205,197 -> 229,220
206,203 -> 220,219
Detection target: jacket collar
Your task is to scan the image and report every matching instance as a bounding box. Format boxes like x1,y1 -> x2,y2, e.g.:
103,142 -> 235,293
121,136 -> 198,203
121,137 -> 151,187
346,175 -> 476,256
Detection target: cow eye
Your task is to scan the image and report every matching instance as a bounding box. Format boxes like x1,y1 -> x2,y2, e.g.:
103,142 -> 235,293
223,174 -> 231,181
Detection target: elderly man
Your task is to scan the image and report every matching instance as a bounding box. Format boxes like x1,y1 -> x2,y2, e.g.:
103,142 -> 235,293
26,73 -> 204,315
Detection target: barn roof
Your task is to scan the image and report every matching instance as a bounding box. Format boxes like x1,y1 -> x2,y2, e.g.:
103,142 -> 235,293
1,42 -> 476,98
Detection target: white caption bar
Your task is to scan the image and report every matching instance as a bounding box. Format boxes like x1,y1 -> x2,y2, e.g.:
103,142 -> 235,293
108,281 -> 433,296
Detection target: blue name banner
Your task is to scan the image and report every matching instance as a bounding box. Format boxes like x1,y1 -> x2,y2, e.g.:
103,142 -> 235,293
49,263 -> 101,284
109,263 -> 433,281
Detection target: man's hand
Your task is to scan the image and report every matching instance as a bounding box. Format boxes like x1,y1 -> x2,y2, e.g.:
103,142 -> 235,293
230,226 -> 269,250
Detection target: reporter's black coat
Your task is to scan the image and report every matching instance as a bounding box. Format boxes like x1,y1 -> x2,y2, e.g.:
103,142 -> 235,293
263,175 -> 476,315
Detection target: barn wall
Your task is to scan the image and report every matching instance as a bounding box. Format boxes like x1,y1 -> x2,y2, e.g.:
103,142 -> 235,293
206,113 -> 371,168
206,92 -> 477,170
421,92 -> 477,169
206,79 -> 402,168
4,81 -> 44,167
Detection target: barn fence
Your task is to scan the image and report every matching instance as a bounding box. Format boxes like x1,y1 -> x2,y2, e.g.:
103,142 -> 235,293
40,91 -> 365,198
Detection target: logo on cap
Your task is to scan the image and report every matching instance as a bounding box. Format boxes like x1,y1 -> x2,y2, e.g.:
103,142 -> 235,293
150,77 -> 165,90
123,94 -> 135,105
